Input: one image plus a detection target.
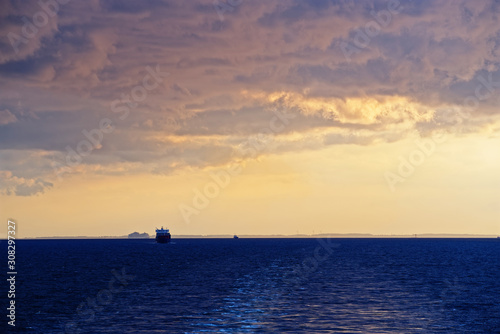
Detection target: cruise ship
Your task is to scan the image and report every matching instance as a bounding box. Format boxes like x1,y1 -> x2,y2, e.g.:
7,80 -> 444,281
155,227 -> 171,243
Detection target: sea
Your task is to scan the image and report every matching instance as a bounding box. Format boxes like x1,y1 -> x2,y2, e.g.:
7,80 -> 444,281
2,238 -> 500,333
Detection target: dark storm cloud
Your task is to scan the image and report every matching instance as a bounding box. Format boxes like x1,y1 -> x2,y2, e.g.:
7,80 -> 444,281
1,0 -> 500,195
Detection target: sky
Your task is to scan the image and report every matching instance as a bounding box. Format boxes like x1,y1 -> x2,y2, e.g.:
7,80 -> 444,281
0,0 -> 499,238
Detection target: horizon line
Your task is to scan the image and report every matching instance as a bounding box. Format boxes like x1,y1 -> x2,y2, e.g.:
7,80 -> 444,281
6,233 -> 499,240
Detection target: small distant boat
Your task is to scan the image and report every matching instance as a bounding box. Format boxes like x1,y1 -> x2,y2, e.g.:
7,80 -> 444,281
233,235 -> 239,239
155,227 -> 171,243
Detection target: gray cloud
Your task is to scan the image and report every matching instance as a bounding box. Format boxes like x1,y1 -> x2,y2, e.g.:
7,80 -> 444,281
1,0 -> 500,195
0,171 -> 53,196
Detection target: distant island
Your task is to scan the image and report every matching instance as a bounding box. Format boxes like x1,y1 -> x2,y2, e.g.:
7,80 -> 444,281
128,232 -> 150,239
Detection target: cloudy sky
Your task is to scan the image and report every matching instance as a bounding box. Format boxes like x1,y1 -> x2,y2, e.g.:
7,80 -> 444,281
1,0 -> 499,237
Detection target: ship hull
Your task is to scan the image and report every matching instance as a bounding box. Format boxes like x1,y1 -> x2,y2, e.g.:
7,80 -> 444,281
156,234 -> 171,243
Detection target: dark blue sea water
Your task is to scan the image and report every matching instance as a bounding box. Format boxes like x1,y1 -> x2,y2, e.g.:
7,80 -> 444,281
2,238 -> 500,333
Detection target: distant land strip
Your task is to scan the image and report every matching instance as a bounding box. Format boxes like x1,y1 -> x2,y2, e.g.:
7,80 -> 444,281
6,233 -> 499,239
